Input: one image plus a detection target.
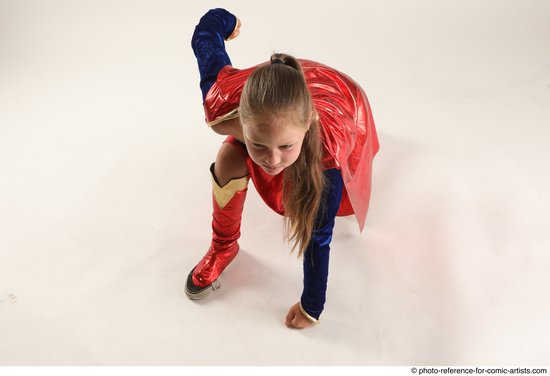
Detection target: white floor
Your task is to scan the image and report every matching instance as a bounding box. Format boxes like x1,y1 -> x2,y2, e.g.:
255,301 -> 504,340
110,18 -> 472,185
1,0 -> 549,366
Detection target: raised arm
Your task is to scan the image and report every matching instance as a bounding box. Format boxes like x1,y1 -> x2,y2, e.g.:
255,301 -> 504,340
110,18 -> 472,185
191,8 -> 238,100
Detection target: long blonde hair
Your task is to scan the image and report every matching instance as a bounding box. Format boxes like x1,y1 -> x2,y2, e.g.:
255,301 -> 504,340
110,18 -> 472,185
239,53 -> 326,257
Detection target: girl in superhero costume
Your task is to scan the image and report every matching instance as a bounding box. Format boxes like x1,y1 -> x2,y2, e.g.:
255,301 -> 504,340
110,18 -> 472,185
186,8 -> 379,329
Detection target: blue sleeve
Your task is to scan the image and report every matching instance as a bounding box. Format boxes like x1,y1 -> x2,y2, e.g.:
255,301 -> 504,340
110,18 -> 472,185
191,8 -> 237,101
300,169 -> 344,320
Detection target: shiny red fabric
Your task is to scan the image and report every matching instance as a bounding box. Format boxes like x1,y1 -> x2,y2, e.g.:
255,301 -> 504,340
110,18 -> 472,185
203,60 -> 379,231
191,187 -> 247,287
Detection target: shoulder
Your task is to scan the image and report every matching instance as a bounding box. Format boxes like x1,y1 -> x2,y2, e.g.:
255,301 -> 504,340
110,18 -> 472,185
203,64 -> 260,125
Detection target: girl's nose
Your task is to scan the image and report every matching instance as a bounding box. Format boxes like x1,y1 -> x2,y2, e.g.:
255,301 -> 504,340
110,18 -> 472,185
265,150 -> 281,166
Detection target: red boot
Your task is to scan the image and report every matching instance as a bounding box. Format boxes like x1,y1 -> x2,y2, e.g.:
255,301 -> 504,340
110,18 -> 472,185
185,164 -> 249,300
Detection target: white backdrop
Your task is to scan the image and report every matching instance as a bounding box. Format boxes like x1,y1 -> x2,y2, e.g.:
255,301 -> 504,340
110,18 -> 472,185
1,0 -> 549,365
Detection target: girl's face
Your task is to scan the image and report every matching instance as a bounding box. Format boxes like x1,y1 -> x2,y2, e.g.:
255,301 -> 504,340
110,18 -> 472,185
242,120 -> 308,176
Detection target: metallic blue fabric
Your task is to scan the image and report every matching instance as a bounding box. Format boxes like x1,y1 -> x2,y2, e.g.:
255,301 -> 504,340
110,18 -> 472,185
300,169 -> 343,320
191,8 -> 236,101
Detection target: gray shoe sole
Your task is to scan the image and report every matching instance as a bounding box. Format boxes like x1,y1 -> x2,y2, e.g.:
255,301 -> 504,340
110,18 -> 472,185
185,271 -> 221,300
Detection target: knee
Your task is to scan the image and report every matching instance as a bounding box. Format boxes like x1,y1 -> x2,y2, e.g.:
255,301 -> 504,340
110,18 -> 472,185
214,143 -> 249,187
